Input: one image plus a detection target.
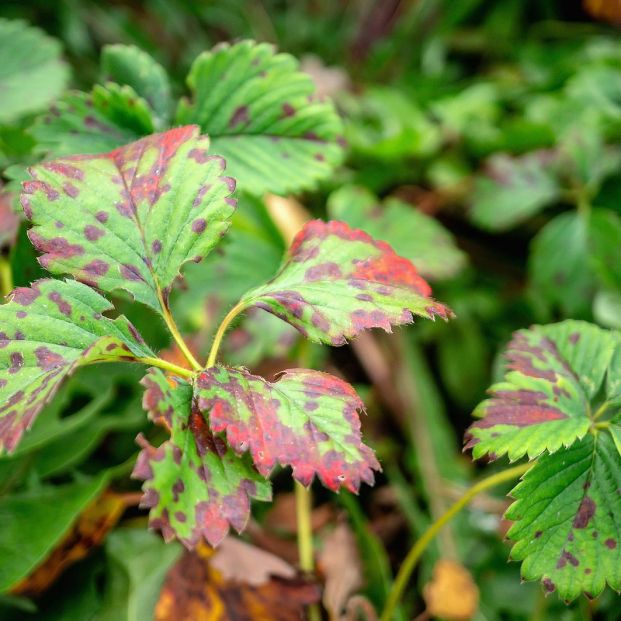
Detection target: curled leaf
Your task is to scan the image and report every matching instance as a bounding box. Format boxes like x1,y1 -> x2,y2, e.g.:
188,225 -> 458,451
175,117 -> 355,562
134,369 -> 271,548
197,365 -> 380,492
0,278 -> 151,453
239,220 -> 452,346
22,126 -> 236,313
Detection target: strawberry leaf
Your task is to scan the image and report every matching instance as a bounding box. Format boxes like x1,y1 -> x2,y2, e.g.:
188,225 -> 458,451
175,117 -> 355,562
176,40 -> 344,195
238,220 -> 452,346
196,365 -> 380,492
101,44 -> 172,128
22,126 -> 236,314
0,278 -> 152,453
466,321 -> 621,461
32,84 -> 154,157
470,151 -> 560,231
134,369 -> 271,548
328,185 -> 467,280
505,433 -> 621,601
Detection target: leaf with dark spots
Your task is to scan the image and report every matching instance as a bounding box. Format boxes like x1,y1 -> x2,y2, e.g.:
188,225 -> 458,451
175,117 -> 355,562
466,321 -> 621,461
238,219 -> 452,346
505,433 -> 621,601
133,369 -> 271,548
196,365 -> 380,492
176,40 -> 344,195
31,83 -> 154,157
328,185 -> 467,280
22,126 -> 237,314
470,150 -> 560,231
0,279 -> 152,453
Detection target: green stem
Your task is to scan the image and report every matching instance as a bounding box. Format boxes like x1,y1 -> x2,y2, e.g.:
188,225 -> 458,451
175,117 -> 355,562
157,289 -> 201,371
592,402 -> 610,421
0,255 -> 13,298
380,462 -> 532,621
206,301 -> 248,368
134,356 -> 194,379
295,481 -> 321,621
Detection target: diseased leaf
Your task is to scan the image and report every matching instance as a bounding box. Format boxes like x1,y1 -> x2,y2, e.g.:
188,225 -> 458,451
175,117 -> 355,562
0,278 -> 152,453
196,365 -> 380,492
506,433 -> 621,601
465,321 -> 620,461
176,40 -> 344,195
0,19 -> 69,123
238,220 -> 451,346
101,45 -> 172,128
470,151 -> 560,231
155,542 -> 320,621
133,369 -> 271,548
328,185 -> 466,280
22,126 -> 237,313
32,84 -> 154,157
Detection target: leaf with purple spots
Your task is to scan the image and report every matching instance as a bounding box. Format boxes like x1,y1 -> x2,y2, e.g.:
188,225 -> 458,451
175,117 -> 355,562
196,365 -> 380,492
505,433 -> 621,601
466,321 -> 621,461
22,126 -> 237,314
133,369 -> 271,548
0,278 -> 153,453
176,40 -> 344,195
32,83 -> 155,157
235,220 -> 452,346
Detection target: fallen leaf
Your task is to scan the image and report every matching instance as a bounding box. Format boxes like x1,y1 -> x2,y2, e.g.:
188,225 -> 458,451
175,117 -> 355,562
0,185 -> 19,249
266,493 -> 335,535
11,490 -> 128,596
423,559 -> 479,621
155,540 -> 321,621
318,523 -> 364,620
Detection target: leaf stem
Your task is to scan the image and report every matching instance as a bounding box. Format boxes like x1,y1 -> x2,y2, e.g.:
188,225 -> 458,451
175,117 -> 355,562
206,301 -> 249,368
295,481 -> 321,621
134,356 -> 194,379
592,402 -> 610,421
157,290 -> 201,371
379,462 -> 532,621
0,255 -> 13,299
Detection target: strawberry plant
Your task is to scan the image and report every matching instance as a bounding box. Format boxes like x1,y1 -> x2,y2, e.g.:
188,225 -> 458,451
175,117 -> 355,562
4,4 -> 621,620
2,125 -> 451,548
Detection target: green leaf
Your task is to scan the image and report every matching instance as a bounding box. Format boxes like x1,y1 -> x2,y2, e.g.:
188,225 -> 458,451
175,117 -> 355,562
0,473 -> 108,592
0,19 -> 69,123
506,433 -> 621,601
32,84 -> 154,157
196,365 -> 380,492
238,220 -> 452,346
97,528 -> 182,621
176,40 -> 344,195
133,369 -> 271,548
470,151 -> 560,231
101,45 -> 172,128
23,126 -> 236,314
0,278 -> 152,453
529,209 -> 621,319
466,321 -> 620,461
328,185 -> 466,280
